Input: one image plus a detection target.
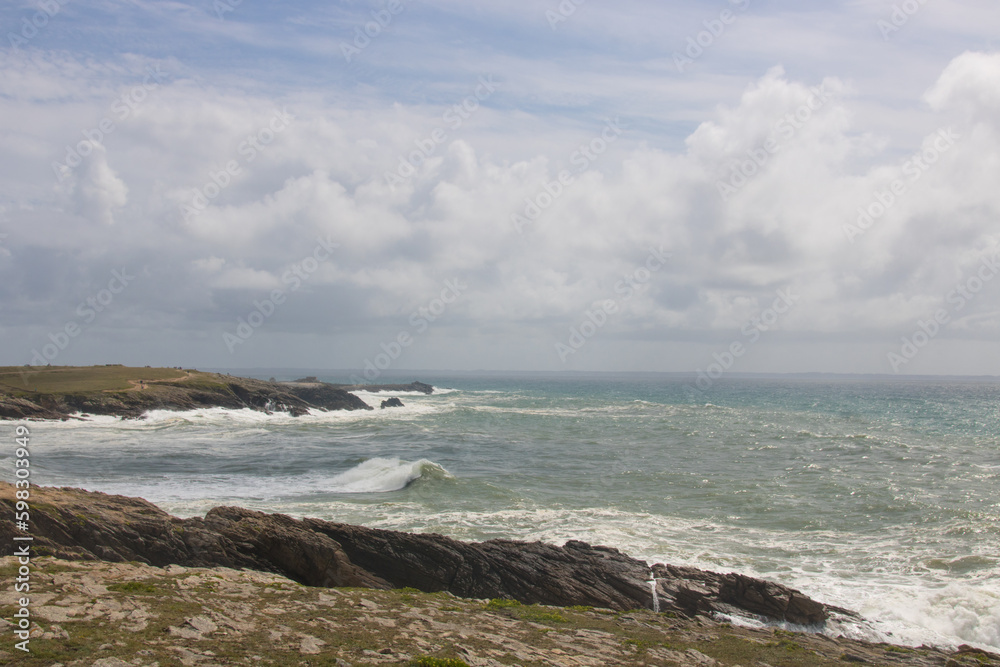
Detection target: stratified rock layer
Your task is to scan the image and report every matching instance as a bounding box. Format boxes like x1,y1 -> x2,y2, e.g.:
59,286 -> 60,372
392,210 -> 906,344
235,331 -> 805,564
1,484 -> 845,626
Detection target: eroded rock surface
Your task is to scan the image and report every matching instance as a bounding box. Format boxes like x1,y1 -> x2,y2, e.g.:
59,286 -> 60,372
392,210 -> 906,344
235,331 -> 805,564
3,484 -> 844,627
1,557 -> 995,667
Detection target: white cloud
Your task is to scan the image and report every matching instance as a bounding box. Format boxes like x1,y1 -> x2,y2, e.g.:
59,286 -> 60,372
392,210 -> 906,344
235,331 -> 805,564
1,1 -> 999,372
70,144 -> 128,225
925,51 -> 1000,118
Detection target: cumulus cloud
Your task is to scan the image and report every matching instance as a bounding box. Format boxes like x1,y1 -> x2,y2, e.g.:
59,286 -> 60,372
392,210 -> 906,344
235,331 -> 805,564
925,51 -> 1000,117
69,144 -> 129,225
1,0 -> 998,373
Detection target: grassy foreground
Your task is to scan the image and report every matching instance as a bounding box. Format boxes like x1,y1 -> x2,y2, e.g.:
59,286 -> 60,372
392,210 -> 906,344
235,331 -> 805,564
2,557 -> 995,667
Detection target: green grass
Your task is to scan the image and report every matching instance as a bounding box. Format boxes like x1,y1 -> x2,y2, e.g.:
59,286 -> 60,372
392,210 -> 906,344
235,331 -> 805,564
483,599 -> 567,624
484,598 -> 521,610
107,581 -> 158,594
519,607 -> 567,623
0,557 -> 973,667
410,657 -> 470,667
0,365 -> 186,394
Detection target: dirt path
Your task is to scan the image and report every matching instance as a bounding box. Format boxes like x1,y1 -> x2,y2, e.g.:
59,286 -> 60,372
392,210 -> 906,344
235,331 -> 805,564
106,370 -> 194,393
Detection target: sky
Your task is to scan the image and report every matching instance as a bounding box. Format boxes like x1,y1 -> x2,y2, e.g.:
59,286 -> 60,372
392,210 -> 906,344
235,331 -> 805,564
1,0 -> 999,377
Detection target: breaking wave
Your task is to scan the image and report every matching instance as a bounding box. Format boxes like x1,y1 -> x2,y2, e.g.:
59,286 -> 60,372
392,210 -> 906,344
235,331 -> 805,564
328,457 -> 453,493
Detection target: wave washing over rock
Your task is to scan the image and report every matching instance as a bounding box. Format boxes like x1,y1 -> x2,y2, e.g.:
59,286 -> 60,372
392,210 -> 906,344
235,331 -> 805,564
2,483 -> 999,665
0,366 -> 436,420
1,483 -> 842,623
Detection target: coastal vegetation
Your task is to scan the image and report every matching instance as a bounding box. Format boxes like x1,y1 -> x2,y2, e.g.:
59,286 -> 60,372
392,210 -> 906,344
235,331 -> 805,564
0,365 -> 421,420
1,556 -> 994,666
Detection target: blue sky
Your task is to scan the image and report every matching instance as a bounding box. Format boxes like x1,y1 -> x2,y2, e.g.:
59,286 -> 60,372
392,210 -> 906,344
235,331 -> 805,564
1,0 -> 999,376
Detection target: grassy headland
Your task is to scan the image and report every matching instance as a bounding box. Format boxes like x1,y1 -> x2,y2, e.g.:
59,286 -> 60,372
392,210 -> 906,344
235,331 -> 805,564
0,365 -> 373,419
0,365 -> 189,395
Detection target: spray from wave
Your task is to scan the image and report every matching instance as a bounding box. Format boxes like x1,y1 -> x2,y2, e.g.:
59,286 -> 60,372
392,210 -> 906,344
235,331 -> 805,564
328,457 -> 453,493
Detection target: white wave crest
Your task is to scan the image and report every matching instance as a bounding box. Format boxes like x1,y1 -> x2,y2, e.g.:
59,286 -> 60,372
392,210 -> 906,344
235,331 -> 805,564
329,457 -> 453,493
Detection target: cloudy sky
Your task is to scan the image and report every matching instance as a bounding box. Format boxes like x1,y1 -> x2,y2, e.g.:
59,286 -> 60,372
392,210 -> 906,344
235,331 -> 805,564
1,0 -> 998,376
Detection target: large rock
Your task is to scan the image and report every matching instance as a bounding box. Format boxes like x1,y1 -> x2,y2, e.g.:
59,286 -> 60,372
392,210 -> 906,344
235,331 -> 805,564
0,395 -> 66,420
0,484 -> 845,626
651,564 -> 830,625
0,484 -> 385,589
205,506 -> 388,589
280,382 -> 373,412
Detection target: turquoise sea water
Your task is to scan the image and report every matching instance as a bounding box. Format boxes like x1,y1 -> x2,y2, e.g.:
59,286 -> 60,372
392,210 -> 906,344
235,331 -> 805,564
19,373 -> 1000,651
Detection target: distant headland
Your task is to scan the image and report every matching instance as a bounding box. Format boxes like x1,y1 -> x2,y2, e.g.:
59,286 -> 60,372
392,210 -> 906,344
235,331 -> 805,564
0,365 -> 432,420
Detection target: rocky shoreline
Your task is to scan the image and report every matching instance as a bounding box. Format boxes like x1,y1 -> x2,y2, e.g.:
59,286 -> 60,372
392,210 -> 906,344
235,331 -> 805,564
0,484 -> 837,626
3,486 -> 999,666
0,367 -> 430,421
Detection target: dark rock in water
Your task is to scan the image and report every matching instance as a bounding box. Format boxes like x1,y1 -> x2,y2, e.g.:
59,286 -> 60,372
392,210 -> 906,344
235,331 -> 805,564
293,376 -> 319,383
380,397 -> 404,408
651,563 -> 829,625
282,382 -> 373,412
0,483 -> 849,628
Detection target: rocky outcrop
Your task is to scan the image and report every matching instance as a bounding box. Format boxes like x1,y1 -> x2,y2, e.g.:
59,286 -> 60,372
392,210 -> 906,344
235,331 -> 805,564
0,371 -> 373,420
333,381 -> 434,394
0,484 -> 386,589
651,563 -> 834,625
279,381 -> 374,412
0,395 -> 66,420
380,397 -> 404,408
1,484 -> 847,627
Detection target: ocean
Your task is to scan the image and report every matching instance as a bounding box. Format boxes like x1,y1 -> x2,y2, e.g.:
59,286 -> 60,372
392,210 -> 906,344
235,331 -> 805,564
20,372 -> 1000,652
